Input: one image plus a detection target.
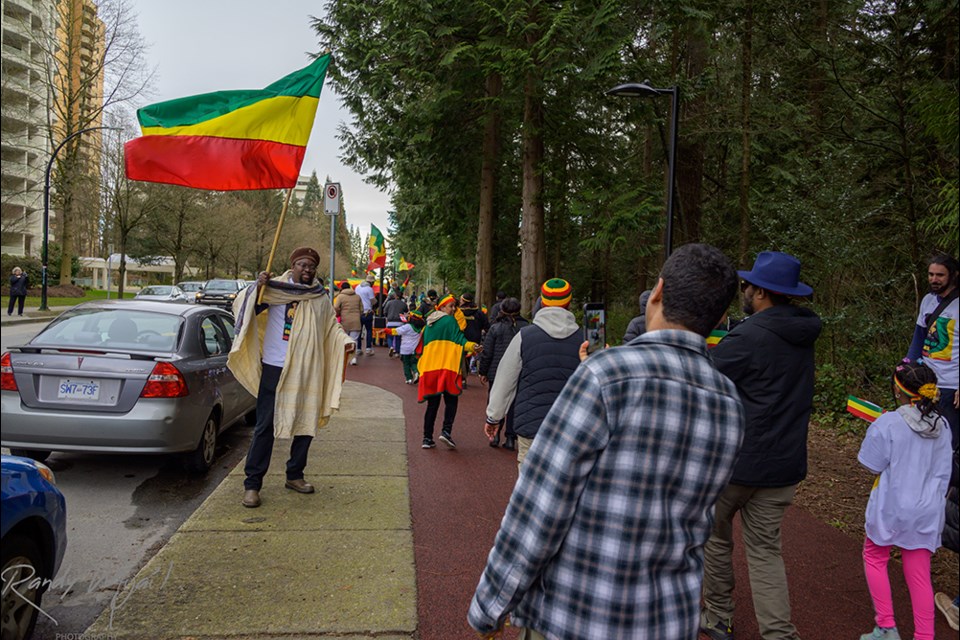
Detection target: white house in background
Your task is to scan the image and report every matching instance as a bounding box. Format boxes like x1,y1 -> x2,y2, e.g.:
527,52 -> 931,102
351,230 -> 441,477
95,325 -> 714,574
77,254 -> 199,290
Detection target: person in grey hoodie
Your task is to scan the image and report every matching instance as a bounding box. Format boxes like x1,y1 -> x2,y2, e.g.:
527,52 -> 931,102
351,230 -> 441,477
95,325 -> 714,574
483,278 -> 581,468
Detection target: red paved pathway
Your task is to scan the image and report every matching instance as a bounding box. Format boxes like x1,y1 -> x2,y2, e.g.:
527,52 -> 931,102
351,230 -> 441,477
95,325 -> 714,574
347,344 -> 953,639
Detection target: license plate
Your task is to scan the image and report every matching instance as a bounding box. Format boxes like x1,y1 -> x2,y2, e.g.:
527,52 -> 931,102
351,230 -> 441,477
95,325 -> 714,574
58,378 -> 101,401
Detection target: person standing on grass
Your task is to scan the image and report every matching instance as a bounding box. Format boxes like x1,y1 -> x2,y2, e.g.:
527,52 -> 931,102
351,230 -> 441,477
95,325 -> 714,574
418,294 -> 480,449
906,253 -> 959,452
700,251 -> 822,640
469,244 -> 744,640
8,267 -> 29,317
857,361 -> 952,640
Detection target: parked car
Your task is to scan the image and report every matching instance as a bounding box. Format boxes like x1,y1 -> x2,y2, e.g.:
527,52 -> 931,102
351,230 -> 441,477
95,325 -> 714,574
1,300 -> 256,473
176,281 -> 206,304
195,279 -> 248,309
1,454 -> 67,640
135,284 -> 187,303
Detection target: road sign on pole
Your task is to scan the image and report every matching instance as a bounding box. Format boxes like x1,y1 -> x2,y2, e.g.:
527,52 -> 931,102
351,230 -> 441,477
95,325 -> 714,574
324,182 -> 341,215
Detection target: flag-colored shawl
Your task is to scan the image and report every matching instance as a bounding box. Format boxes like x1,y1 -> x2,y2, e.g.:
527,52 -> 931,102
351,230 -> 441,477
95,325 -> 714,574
417,311 -> 475,401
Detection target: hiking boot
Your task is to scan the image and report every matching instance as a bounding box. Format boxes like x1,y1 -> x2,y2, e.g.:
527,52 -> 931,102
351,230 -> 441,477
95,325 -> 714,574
700,617 -> 733,640
421,438 -> 436,449
439,431 -> 456,449
285,478 -> 315,494
859,627 -> 901,640
935,592 -> 960,630
242,489 -> 261,508
502,436 -> 516,451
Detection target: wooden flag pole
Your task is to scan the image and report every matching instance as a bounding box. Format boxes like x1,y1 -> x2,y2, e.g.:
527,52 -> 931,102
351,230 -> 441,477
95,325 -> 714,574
258,188 -> 295,304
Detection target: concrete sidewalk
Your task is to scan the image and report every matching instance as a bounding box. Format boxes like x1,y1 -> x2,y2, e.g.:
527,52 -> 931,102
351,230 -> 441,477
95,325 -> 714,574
85,381 -> 417,640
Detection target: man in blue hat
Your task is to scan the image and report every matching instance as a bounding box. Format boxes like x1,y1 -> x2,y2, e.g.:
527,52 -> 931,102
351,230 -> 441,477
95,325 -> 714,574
700,251 -> 822,640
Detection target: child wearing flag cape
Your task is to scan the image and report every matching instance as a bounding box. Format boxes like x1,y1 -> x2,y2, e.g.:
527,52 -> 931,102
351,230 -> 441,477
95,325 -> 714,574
857,361 -> 952,640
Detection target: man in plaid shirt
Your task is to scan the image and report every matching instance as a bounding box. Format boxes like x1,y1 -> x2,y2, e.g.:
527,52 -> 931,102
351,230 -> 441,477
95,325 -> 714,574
469,243 -> 745,640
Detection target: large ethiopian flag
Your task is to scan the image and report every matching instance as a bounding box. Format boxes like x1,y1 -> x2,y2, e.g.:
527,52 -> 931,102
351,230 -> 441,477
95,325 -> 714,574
125,55 -> 330,190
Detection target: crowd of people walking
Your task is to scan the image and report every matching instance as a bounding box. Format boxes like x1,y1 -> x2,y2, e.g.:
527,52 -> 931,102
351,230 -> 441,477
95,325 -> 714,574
228,243 -> 958,640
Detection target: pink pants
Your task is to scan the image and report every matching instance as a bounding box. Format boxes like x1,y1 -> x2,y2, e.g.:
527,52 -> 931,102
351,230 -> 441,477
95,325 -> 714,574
862,537 -> 935,640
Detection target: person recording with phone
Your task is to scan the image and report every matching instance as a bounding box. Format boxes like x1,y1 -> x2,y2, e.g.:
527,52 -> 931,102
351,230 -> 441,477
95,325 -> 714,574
483,279 -> 581,468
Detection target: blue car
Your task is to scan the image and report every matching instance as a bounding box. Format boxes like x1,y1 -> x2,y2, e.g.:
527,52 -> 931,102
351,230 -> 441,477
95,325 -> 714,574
1,454 -> 67,640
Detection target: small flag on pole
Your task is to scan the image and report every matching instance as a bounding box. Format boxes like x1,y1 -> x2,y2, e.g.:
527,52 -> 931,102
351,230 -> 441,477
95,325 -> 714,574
367,225 -> 386,271
846,395 -> 884,423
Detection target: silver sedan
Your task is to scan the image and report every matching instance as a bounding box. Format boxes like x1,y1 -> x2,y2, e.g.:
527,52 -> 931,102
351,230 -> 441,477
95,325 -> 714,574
1,301 -> 256,472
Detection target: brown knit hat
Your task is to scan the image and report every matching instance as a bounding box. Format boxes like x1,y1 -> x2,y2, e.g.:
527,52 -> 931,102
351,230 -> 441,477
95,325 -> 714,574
290,247 -> 320,266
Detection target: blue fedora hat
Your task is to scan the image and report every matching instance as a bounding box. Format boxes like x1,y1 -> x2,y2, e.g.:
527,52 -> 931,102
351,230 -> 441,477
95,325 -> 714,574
738,251 -> 813,297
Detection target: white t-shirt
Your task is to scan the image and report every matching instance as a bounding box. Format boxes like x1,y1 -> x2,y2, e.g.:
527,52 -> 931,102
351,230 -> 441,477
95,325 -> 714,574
356,282 -> 375,313
915,292 -> 959,389
858,406 -> 952,551
262,300 -> 298,367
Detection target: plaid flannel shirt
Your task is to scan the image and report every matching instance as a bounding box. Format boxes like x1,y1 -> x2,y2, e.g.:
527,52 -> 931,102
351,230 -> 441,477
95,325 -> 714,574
469,330 -> 744,639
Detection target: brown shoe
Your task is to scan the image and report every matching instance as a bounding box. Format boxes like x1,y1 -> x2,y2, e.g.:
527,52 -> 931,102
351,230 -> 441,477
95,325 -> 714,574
284,479 -> 315,494
242,489 -> 261,508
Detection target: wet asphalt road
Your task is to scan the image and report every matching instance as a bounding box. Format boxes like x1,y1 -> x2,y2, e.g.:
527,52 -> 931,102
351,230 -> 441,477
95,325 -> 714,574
2,321 -> 253,637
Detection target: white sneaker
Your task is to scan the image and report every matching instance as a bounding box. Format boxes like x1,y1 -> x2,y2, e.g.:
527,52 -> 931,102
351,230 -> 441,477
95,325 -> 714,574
365,348 -> 374,356
349,357 -> 357,366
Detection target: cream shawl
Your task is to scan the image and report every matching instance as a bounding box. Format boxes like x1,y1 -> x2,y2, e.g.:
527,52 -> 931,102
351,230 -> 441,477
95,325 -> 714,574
228,273 -> 354,438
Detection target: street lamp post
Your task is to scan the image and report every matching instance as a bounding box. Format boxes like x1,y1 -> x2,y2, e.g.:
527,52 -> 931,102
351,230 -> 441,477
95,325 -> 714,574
41,126 -> 116,311
606,81 -> 680,259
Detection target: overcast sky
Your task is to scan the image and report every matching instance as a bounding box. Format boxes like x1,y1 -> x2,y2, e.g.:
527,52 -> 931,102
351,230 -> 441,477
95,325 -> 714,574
130,0 -> 392,237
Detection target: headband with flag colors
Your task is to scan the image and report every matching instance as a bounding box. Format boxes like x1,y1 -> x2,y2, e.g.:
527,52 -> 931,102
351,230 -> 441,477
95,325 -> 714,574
437,294 -> 456,309
124,55 -> 330,191
367,225 -> 387,271
541,278 -> 572,307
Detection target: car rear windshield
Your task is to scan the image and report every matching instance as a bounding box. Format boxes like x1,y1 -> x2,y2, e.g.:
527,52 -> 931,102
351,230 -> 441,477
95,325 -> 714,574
32,308 -> 183,351
205,280 -> 240,292
140,286 -> 172,295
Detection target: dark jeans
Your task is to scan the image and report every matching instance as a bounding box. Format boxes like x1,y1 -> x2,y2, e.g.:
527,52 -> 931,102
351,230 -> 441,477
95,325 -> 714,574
7,295 -> 25,316
360,313 -> 374,349
423,392 -> 459,439
939,387 -> 958,451
244,364 -> 312,490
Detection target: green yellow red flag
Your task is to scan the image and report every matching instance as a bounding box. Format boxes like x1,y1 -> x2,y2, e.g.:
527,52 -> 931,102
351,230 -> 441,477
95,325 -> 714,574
397,257 -> 415,271
125,55 -> 330,190
846,395 -> 884,423
706,329 -> 727,348
367,225 -> 386,271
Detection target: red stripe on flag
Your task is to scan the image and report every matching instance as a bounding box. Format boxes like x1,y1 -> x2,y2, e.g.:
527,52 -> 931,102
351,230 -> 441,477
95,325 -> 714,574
125,135 -> 305,190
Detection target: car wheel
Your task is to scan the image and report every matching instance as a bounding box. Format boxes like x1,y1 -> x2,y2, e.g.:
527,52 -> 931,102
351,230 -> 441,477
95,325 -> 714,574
184,414 -> 218,473
1,534 -> 46,640
8,449 -> 51,463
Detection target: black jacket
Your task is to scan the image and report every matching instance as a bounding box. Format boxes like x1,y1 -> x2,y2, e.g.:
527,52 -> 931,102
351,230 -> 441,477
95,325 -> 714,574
460,304 -> 488,344
512,324 -> 582,438
711,304 -> 822,487
9,274 -> 29,297
479,315 -> 529,381
944,448 -> 959,554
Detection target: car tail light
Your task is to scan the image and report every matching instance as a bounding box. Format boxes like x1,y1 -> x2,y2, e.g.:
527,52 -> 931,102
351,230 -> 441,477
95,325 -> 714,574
140,362 -> 188,398
1,352 -> 17,391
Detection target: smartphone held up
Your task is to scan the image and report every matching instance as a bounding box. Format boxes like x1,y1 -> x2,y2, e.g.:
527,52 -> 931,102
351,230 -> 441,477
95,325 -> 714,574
584,303 -> 606,354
